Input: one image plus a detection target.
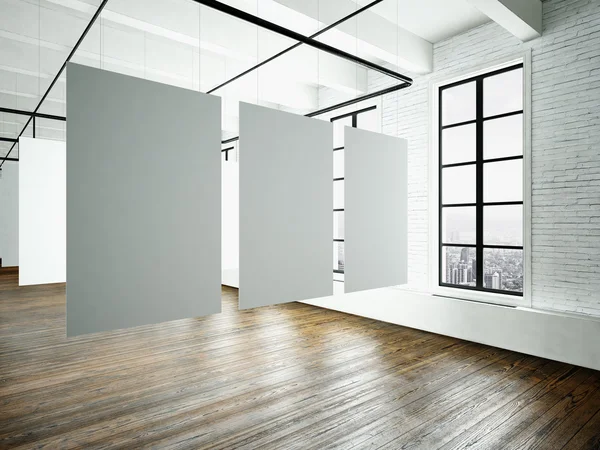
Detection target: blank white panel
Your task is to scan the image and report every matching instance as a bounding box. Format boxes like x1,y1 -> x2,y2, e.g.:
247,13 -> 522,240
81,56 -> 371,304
222,159 -> 239,288
0,162 -> 19,267
19,138 -> 66,286
239,102 -> 332,309
345,127 -> 408,293
66,63 -> 221,336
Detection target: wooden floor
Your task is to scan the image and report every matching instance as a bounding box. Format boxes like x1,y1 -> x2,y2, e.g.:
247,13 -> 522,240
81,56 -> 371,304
1,270 -> 600,449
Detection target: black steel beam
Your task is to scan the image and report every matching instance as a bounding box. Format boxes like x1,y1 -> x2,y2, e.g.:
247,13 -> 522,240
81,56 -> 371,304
0,157 -> 18,162
0,0 -> 109,168
207,0 -> 386,94
0,107 -> 66,122
194,0 -> 412,85
0,137 -> 18,143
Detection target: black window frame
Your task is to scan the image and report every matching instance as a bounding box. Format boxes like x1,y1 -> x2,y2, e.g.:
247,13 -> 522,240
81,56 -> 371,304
438,63 -> 524,297
330,104 -> 377,282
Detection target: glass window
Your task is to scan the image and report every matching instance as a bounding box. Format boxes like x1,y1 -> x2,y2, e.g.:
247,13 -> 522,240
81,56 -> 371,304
442,82 -> 476,126
484,114 -> 523,160
439,64 -> 524,296
442,165 -> 476,205
441,246 -> 476,287
484,159 -> 523,203
333,116 -> 352,148
484,205 -> 523,247
483,248 -> 523,293
333,149 -> 344,179
442,207 -> 476,245
484,68 -> 523,117
442,124 -> 476,165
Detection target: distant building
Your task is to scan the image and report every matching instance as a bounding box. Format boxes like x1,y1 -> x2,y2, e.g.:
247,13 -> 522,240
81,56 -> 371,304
484,273 -> 493,288
460,248 -> 470,263
472,258 -> 476,280
451,267 -> 459,284
492,272 -> 500,289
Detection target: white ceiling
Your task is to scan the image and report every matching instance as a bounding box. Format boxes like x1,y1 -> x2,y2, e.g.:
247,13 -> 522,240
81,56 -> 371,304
0,0 -> 491,158
349,0 -> 491,43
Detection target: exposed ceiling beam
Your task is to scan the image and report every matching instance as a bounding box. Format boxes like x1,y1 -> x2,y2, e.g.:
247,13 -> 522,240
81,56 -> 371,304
273,0 -> 433,73
467,0 -> 542,42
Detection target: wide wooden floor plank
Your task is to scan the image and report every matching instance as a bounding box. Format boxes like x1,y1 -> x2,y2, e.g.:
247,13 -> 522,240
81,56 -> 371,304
1,271 -> 599,449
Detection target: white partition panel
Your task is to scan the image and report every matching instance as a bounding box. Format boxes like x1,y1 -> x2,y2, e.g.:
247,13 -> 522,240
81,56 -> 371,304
222,159 -> 239,288
0,162 -> 18,268
19,138 -> 66,286
67,63 -> 221,336
239,103 -> 332,309
345,127 -> 408,293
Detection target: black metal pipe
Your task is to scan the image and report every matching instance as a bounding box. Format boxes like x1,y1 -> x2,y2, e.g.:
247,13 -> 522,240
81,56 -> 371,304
207,0 -> 386,94
0,107 -> 67,122
0,0 -> 109,168
193,0 -> 412,85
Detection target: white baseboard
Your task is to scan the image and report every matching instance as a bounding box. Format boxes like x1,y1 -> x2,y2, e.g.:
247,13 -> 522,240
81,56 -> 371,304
222,268 -> 239,288
301,288 -> 600,371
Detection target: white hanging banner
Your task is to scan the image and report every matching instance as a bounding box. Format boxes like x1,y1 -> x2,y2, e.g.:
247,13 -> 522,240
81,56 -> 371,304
239,102 -> 333,309
344,127 -> 408,293
66,63 -> 222,336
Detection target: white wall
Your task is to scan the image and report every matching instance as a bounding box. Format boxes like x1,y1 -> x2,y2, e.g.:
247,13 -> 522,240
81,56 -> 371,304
19,138 -> 66,286
369,0 -> 600,317
222,156 -> 239,288
0,161 -> 18,267
303,289 -> 600,371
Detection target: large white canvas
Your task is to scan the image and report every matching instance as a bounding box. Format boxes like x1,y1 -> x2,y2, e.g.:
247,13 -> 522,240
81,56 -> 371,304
344,127 -> 408,293
0,161 -> 18,267
239,103 -> 332,309
222,159 -> 239,287
66,63 -> 221,336
19,138 -> 66,286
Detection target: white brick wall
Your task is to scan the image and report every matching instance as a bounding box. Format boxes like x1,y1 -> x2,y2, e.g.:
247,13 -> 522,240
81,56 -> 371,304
368,0 -> 600,316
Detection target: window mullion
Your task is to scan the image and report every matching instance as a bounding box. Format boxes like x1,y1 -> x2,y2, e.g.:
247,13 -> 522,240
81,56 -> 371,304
476,78 -> 484,289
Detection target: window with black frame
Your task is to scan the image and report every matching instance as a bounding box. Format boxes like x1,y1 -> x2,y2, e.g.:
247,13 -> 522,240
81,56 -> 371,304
330,105 -> 378,288
439,63 -> 524,296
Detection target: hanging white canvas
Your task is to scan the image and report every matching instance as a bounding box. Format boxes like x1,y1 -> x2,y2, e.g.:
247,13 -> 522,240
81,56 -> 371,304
344,127 -> 408,293
19,137 -> 66,286
66,63 -> 222,336
239,102 -> 333,309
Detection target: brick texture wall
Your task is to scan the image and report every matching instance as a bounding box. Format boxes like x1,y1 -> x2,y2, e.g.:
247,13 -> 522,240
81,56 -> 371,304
368,0 -> 600,316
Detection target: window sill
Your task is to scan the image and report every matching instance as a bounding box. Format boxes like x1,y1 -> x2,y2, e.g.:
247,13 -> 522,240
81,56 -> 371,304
390,283 -> 527,308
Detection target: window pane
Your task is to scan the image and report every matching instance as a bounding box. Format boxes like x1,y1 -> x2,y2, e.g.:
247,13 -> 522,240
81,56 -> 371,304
333,242 -> 345,272
442,246 -> 476,287
483,248 -> 523,293
442,207 -> 476,244
334,211 -> 344,240
484,159 -> 523,203
333,179 -> 344,209
333,149 -> 344,179
442,123 -> 476,165
484,114 -> 523,160
356,108 -> 378,132
333,116 -> 352,148
484,68 -> 523,117
442,165 -> 476,205
442,82 -> 476,126
484,205 -> 523,246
